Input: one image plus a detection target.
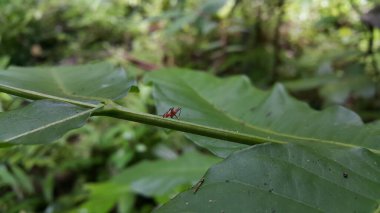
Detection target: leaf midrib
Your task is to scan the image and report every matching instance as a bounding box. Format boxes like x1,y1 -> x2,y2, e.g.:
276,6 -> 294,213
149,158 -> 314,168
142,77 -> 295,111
5,107 -> 96,142
0,69 -> 110,107
49,69 -> 109,102
0,83 -> 98,108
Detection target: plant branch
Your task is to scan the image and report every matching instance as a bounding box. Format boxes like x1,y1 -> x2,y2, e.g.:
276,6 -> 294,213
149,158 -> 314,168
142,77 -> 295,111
93,102 -> 380,155
0,84 -> 98,108
94,103 -> 271,146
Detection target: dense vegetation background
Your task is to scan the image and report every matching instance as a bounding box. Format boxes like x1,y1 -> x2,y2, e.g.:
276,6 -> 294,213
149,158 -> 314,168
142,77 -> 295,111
0,0 -> 379,212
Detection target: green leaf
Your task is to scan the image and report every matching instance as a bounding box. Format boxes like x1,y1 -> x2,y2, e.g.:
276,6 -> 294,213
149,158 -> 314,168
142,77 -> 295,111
0,62 -> 134,107
145,69 -> 380,157
0,100 -> 95,145
156,143 -> 380,213
112,152 -> 220,197
282,75 -> 336,91
74,182 -> 127,213
319,75 -> 376,104
166,13 -> 198,34
10,165 -> 34,194
77,152 -> 220,213
0,165 -> 21,196
200,0 -> 228,15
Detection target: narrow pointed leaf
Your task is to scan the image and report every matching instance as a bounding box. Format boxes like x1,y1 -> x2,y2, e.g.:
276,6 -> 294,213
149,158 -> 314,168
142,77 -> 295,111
156,143 -> 380,213
0,62 -> 134,107
0,100 -> 96,145
145,69 -> 380,157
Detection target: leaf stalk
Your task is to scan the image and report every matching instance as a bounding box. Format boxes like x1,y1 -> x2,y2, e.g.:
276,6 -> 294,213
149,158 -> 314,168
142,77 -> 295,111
95,103 -> 271,146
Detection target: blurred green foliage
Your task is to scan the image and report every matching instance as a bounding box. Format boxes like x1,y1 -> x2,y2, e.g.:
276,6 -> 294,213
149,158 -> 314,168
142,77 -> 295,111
0,0 -> 380,212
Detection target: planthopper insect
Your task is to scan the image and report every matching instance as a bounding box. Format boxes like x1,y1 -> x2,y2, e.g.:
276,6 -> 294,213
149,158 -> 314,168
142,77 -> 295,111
162,107 -> 182,119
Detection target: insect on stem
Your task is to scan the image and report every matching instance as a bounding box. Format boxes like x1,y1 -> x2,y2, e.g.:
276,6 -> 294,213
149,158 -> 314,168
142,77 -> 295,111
162,107 -> 182,119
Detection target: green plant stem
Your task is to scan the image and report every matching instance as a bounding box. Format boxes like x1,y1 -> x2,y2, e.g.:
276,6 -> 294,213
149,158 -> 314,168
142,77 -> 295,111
95,103 -> 380,155
94,104 -> 271,146
0,84 -> 98,108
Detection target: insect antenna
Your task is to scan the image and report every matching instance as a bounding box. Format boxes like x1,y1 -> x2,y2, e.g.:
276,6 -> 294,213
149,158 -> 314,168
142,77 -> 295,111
178,108 -> 182,117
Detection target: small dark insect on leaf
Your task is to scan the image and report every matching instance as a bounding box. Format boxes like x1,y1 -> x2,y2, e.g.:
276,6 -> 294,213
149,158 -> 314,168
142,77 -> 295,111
193,178 -> 205,193
343,172 -> 348,178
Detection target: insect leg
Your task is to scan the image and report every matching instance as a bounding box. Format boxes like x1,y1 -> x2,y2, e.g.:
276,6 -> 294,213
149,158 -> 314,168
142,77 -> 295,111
162,107 -> 174,118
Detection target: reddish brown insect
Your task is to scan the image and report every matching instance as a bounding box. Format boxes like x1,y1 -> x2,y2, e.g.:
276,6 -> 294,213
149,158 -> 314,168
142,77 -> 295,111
162,107 -> 182,119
